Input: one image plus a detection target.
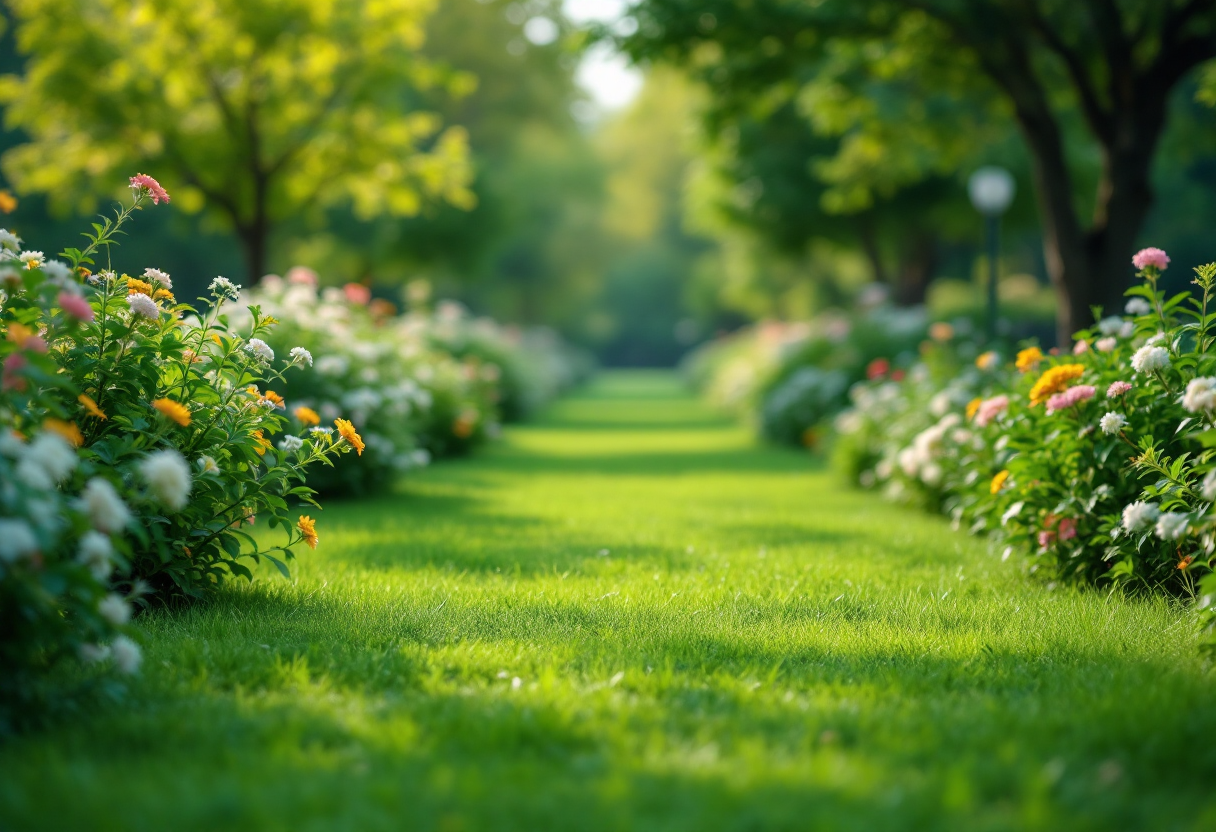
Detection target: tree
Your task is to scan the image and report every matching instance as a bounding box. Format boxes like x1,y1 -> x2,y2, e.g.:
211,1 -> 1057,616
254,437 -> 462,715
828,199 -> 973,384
621,0 -> 1216,342
0,0 -> 474,283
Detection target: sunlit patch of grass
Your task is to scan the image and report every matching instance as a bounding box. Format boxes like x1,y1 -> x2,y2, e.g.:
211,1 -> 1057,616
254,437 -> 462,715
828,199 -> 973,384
3,371 -> 1215,831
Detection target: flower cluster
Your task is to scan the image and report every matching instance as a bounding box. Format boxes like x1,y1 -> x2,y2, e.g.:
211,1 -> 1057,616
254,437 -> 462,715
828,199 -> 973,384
834,248 -> 1216,640
226,273 -> 590,495
0,177 -> 356,717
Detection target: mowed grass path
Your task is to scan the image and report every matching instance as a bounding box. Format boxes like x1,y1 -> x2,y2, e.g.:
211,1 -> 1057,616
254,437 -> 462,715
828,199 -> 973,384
4,371 -> 1216,831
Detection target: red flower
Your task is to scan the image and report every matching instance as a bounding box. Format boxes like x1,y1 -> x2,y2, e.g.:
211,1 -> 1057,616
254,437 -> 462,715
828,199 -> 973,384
866,358 -> 890,380
891,369 -> 906,382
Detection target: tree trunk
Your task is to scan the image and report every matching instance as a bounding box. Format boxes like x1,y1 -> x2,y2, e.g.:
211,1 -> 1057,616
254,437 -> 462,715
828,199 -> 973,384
893,233 -> 936,307
237,221 -> 268,287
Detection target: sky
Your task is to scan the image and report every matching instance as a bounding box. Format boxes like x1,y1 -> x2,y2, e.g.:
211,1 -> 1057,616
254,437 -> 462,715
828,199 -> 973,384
563,0 -> 643,110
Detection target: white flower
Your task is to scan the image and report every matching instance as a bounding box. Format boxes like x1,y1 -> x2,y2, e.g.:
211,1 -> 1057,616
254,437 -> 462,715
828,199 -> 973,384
78,477 -> 131,533
1099,412 -> 1127,435
0,429 -> 23,458
76,530 -> 114,581
289,346 -> 313,367
197,455 -> 220,475
209,276 -> 241,299
1119,321 -> 1135,339
921,462 -> 943,487
94,269 -> 116,285
42,259 -> 72,283
1130,345 -> 1169,374
1182,377 -> 1216,413
1125,298 -> 1152,316
26,432 -> 77,482
128,292 -> 159,319
1095,337 -> 1117,353
244,338 -> 274,363
18,250 -> 45,269
0,229 -> 20,251
1001,501 -> 1024,526
1097,316 -> 1124,336
79,643 -> 111,664
1146,332 -> 1167,345
98,593 -> 131,626
1122,501 -> 1160,532
143,268 -> 171,288
278,435 -> 304,453
1155,512 -> 1189,540
1204,470 -> 1216,502
16,457 -> 55,490
0,519 -> 38,562
140,450 -> 192,511
111,635 -> 142,675
309,426 -> 333,436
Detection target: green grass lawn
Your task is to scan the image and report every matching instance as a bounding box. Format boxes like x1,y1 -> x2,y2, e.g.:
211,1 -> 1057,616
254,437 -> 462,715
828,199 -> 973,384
3,370 -> 1215,831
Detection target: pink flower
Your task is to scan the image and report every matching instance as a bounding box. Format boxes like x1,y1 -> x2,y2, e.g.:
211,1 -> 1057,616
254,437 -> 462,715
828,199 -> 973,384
1038,530 -> 1056,549
287,266 -> 318,287
1046,384 -> 1095,414
1132,247 -> 1169,272
58,291 -> 94,322
1058,517 -> 1077,541
1096,337 -> 1117,353
1107,381 -> 1133,398
1,352 -> 26,391
343,282 -> 371,305
974,395 -> 1009,428
1073,340 -> 1089,355
129,173 -> 170,205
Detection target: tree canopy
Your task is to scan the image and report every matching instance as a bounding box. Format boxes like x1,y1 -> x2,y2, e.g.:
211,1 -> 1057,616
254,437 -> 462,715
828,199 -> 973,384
0,0 -> 475,282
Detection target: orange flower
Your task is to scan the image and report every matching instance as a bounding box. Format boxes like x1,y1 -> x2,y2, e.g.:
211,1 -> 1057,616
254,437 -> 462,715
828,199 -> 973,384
990,470 -> 1010,494
334,418 -> 364,456
452,410 -> 478,439
78,393 -> 107,420
264,390 -> 285,408
152,398 -> 191,426
1015,346 -> 1044,373
965,398 -> 982,420
44,418 -> 84,447
294,406 -> 320,426
252,429 -> 272,456
6,322 -> 35,345
297,515 -> 319,549
0,189 -> 17,214
975,351 -> 998,371
153,288 -> 175,303
929,322 -> 954,342
126,278 -> 154,296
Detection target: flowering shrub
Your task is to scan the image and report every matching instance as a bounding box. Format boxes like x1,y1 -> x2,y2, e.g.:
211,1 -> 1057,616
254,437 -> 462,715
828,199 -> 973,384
0,176 -> 352,712
835,248 -> 1216,637
684,301 -> 937,445
232,273 -> 590,496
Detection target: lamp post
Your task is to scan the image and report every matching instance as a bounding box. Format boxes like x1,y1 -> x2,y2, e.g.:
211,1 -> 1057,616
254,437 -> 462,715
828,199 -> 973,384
968,167 -> 1016,340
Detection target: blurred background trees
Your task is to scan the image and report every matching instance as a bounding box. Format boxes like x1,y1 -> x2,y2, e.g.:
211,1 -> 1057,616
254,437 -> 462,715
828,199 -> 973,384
1,0 -> 1215,363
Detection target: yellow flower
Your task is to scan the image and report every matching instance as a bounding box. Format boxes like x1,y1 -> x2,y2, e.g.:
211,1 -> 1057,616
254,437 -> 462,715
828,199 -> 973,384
252,429 -> 272,456
78,393 -> 107,420
152,398 -> 191,426
966,397 -> 982,420
294,406 -> 320,426
210,333 -> 223,346
6,322 -> 35,345
1015,346 -> 1044,373
929,322 -> 954,342
990,470 -> 1010,494
153,288 -> 175,303
0,189 -> 17,214
975,351 -> 998,371
264,390 -> 285,408
334,418 -> 365,456
126,278 -> 154,297
297,515 -> 319,550
44,418 -> 84,447
1028,364 -> 1085,406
